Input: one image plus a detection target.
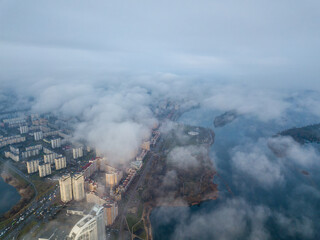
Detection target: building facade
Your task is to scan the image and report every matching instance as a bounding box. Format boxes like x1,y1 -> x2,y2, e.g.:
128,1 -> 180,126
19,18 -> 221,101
59,174 -> 73,203
55,156 -> 67,170
4,151 -> 20,161
44,152 -> 59,164
19,125 -> 29,134
38,163 -> 51,177
27,159 -> 40,174
68,205 -> 106,240
105,171 -> 122,188
72,173 -> 85,201
0,135 -> 26,148
34,131 -> 43,141
104,202 -> 118,226
73,146 -> 83,159
51,138 -> 61,149
141,141 -> 151,151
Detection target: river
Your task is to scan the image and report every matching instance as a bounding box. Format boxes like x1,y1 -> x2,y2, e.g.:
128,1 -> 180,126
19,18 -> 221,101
150,106 -> 320,239
0,176 -> 21,216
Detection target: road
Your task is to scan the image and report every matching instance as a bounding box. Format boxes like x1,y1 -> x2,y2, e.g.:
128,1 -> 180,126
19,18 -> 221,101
119,141 -> 161,240
3,185 -> 59,240
0,158 -> 58,240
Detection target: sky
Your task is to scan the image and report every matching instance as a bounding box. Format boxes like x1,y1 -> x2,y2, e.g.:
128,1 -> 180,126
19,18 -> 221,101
0,0 -> 320,89
1,0 -> 320,164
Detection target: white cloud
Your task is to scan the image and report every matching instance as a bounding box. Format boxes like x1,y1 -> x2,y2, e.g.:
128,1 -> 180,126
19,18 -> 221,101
202,85 -> 290,121
171,198 -> 271,240
275,213 -> 314,238
231,141 -> 284,188
167,145 -> 207,170
268,136 -> 320,167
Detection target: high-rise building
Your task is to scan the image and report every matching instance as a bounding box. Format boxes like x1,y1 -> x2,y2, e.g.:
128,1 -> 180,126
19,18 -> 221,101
38,163 -> 51,177
21,148 -> 40,159
10,145 -> 21,155
105,172 -> 116,187
4,151 -> 20,162
34,131 -> 43,141
59,174 -> 73,203
0,135 -> 25,148
25,144 -> 42,152
141,141 -> 151,151
105,171 -> 122,187
44,152 -> 59,164
68,205 -> 106,240
73,146 -> 83,159
3,117 -> 26,128
51,137 -> 61,149
85,193 -> 118,226
72,173 -> 85,201
27,159 -> 40,174
104,202 -> 118,226
19,125 -> 29,134
55,156 -> 67,170
7,144 -> 40,160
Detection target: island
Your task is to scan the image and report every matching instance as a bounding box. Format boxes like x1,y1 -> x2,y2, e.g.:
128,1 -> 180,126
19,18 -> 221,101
278,123 -> 320,144
213,110 -> 238,128
268,123 -> 320,157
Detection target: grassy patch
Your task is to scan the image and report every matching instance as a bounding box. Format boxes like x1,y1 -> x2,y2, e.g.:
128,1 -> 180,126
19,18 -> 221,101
133,220 -> 146,239
126,213 -> 140,230
30,174 -> 56,199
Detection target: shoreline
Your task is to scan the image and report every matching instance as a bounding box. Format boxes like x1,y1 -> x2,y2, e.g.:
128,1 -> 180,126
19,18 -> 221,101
141,108 -> 217,240
0,175 -> 21,213
143,142 -> 218,240
143,192 -> 218,240
0,170 -> 34,220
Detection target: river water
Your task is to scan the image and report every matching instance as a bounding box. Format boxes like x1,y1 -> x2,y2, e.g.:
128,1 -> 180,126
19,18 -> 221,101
151,106 -> 320,240
0,176 -> 21,216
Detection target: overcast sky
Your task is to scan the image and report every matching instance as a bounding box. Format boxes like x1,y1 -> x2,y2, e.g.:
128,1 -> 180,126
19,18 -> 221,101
1,0 -> 320,89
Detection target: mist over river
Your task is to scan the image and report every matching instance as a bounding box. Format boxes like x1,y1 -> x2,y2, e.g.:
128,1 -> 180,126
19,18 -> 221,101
151,104 -> 320,240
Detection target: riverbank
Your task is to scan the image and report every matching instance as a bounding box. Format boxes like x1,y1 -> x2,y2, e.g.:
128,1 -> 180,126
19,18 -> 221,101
140,123 -> 218,240
0,170 -> 35,221
143,190 -> 218,240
